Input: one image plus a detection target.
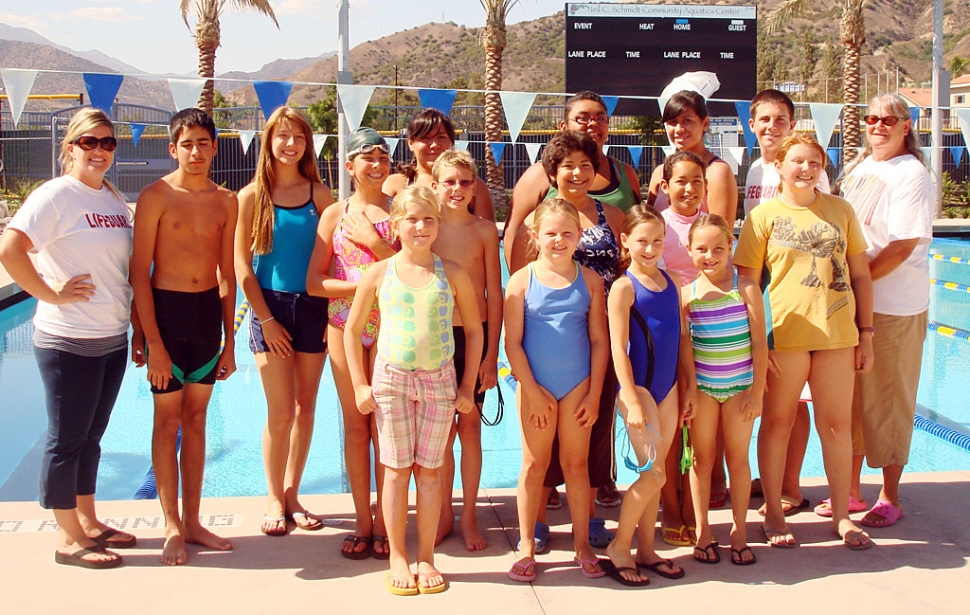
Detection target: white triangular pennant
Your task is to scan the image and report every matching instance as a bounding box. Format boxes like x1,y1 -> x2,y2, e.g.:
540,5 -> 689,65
525,143 -> 542,163
727,147 -> 746,165
500,91 -> 537,143
313,134 -> 329,156
336,84 -> 376,132
658,97 -> 669,116
1,69 -> 37,128
385,137 -> 400,156
956,109 -> 970,151
167,78 -> 206,112
808,103 -> 843,148
454,140 -> 470,152
921,147 -> 932,166
238,130 -> 256,155
661,145 -> 675,157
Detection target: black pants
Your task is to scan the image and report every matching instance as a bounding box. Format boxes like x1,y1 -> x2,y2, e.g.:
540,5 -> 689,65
35,345 -> 128,509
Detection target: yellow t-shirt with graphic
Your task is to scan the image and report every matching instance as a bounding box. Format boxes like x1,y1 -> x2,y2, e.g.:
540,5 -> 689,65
734,192 -> 868,353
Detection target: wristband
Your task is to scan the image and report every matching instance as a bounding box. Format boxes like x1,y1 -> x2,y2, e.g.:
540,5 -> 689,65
261,316 -> 276,324
858,326 -> 874,334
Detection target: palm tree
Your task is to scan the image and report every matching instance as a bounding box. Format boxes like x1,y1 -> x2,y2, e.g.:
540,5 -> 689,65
950,56 -> 970,79
767,1 -> 871,164
179,1 -> 279,116
479,0 -> 521,215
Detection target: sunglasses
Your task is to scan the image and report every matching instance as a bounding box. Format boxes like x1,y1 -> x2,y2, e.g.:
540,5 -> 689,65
863,115 -> 901,127
438,179 -> 475,189
348,142 -> 390,157
73,136 -> 118,152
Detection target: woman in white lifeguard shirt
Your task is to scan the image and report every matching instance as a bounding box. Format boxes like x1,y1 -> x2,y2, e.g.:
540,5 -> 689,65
0,108 -> 136,569
836,93 -> 935,530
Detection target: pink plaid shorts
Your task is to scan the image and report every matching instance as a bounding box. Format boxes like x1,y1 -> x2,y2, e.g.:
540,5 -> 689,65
371,356 -> 457,469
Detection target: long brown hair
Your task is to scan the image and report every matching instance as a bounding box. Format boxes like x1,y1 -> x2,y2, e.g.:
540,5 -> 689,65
251,106 -> 321,255
396,109 -> 457,181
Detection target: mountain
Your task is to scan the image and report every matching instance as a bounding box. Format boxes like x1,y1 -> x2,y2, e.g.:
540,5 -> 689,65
219,52 -> 337,82
0,39 -> 173,109
0,23 -> 146,75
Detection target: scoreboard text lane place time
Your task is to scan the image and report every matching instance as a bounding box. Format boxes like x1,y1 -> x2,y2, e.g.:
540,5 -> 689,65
565,3 -> 757,115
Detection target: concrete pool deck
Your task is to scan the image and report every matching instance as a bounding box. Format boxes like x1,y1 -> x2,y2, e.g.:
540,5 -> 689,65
1,473 -> 968,615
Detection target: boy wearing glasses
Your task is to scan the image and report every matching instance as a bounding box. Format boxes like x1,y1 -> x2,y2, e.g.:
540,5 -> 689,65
430,150 -> 502,552
130,108 -> 238,565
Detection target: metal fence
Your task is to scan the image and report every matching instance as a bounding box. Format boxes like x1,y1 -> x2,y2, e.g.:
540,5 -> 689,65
4,103 -> 970,207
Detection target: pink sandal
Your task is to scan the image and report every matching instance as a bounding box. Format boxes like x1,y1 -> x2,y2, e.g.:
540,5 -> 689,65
574,556 -> 606,579
814,496 -> 868,517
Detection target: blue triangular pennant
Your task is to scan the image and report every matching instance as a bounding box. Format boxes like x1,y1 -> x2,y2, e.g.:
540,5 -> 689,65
735,101 -> 755,157
951,146 -> 965,167
910,106 -> 920,126
253,81 -> 293,120
489,142 -> 506,165
417,89 -> 458,116
130,123 -> 147,148
83,73 -> 124,115
627,145 -> 643,167
601,96 -> 619,117
826,147 -> 840,168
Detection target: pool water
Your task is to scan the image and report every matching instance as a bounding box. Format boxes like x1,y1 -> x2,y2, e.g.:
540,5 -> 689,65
2,240 -> 970,502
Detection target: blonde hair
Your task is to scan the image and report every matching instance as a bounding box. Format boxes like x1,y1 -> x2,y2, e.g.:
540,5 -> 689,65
527,198 -> 582,260
390,185 -> 441,238
618,205 -> 664,271
775,133 -> 826,193
687,213 -> 734,247
431,149 -> 477,181
59,108 -> 122,197
250,107 -> 322,255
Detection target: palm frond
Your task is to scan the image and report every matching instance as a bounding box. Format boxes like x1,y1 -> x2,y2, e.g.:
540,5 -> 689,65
764,0 -> 812,35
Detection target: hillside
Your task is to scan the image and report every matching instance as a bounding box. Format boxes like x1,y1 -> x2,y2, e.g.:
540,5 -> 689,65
0,40 -> 174,109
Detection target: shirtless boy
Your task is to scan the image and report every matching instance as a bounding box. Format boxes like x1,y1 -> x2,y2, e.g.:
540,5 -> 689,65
430,150 -> 502,551
130,108 -> 238,565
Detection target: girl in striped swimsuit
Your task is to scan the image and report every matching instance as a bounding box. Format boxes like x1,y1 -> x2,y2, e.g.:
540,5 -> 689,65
683,214 -> 768,566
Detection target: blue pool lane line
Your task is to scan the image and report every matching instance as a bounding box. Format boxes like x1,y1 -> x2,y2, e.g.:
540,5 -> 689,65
915,415 -> 970,454
930,252 -> 970,265
928,321 -> 970,343
931,279 -> 970,293
498,361 -> 517,392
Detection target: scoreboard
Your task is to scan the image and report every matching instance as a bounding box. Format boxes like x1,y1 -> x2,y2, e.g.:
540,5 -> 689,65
565,3 -> 758,116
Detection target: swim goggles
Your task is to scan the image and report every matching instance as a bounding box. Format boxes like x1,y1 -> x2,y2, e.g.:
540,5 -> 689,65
620,421 -> 659,474
679,424 -> 693,475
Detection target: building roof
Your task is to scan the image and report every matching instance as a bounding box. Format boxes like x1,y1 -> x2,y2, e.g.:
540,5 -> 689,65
898,87 -> 933,108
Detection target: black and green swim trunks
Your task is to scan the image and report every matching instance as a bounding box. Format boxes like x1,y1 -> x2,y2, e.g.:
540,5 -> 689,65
149,286 -> 223,394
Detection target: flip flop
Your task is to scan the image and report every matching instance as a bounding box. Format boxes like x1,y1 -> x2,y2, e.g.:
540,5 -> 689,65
54,546 -> 123,569
371,535 -> 390,560
599,559 -> 649,587
340,534 -> 372,560
385,572 -> 418,596
588,517 -> 614,548
636,558 -> 685,579
595,483 -> 623,508
758,496 -> 810,517
731,546 -> 757,566
288,510 -> 324,531
91,528 -> 137,549
508,557 -> 537,582
417,571 -> 447,594
546,487 -> 563,510
261,515 -> 287,537
861,499 -> 904,528
692,541 -> 721,564
661,524 -> 692,547
760,524 -> 798,549
843,529 -> 875,551
574,556 -> 606,579
709,491 -> 728,509
814,496 -> 868,517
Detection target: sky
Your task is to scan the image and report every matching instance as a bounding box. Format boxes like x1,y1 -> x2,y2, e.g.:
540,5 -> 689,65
2,0 -> 572,76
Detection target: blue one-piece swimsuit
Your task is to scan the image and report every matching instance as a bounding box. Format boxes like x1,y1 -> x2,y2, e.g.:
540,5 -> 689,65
522,262 -> 592,400
626,269 -> 680,403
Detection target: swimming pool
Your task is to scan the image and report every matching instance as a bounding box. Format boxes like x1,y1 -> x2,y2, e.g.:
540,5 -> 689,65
2,240 -> 970,502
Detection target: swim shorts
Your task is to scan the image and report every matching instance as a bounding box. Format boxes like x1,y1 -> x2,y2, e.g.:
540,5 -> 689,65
150,287 -> 222,394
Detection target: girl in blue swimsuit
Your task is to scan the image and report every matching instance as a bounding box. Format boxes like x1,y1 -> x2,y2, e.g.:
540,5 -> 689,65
505,199 -> 610,583
602,205 -> 696,586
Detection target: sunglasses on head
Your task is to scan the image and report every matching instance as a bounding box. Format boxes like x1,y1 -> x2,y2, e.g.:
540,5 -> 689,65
73,136 -> 118,152
863,115 -> 900,127
349,142 -> 390,157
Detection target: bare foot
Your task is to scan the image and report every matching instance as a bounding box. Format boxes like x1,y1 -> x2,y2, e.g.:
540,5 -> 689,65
388,561 -> 416,590
760,523 -> 798,548
184,524 -> 233,551
417,561 -> 445,592
161,533 -> 187,566
435,513 -> 455,547
605,542 -> 647,584
460,513 -> 488,551
837,519 -> 874,550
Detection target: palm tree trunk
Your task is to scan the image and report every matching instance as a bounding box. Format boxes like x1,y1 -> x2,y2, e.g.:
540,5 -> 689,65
483,43 -> 506,216
842,43 -> 861,165
195,18 -> 221,116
